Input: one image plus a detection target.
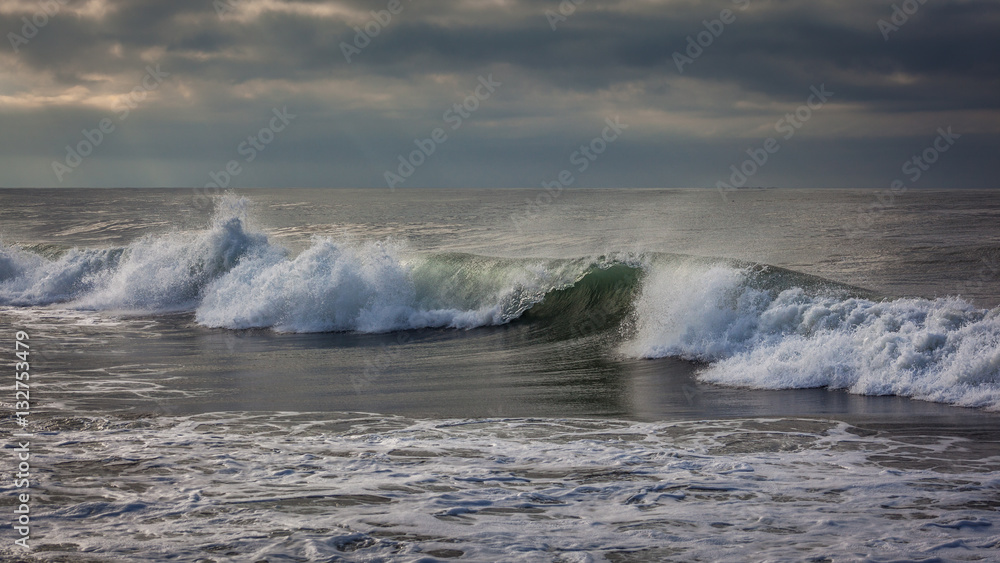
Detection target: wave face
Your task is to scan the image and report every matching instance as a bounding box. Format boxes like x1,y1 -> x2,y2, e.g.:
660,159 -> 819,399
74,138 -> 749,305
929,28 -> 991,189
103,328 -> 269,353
625,260 -> 1000,410
0,198 -> 604,333
2,197 -> 999,410
196,245 -> 596,333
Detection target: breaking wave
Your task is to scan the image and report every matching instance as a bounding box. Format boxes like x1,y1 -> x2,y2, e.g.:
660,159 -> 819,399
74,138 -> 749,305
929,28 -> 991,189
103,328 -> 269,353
2,196 -> 998,410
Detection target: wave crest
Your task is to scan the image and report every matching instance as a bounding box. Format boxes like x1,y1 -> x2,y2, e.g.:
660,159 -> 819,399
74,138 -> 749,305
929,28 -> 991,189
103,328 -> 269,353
3,197 -> 999,410
625,261 -> 1000,410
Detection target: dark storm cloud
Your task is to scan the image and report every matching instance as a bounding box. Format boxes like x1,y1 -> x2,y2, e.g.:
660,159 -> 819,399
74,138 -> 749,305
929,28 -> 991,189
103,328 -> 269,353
9,0 -> 998,102
0,0 -> 997,187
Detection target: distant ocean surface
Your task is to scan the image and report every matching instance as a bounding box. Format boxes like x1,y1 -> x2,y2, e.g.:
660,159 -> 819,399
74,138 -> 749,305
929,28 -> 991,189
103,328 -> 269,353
1,188 -> 999,561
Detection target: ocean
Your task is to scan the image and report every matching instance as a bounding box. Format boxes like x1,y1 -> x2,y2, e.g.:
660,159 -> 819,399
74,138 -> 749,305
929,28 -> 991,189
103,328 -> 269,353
1,188 -> 998,561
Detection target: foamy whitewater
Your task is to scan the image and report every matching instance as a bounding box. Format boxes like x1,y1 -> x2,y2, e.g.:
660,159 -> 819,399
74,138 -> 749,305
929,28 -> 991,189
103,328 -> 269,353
2,196 -> 999,411
11,413 -> 1000,562
1,189 -> 998,561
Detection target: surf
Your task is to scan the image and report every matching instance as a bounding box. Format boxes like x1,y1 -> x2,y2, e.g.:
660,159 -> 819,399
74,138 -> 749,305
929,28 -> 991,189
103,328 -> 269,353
2,196 -> 999,411
624,258 -> 1000,410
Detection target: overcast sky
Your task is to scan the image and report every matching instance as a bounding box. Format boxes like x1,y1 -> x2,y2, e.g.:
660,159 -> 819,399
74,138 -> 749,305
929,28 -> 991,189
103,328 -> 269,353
1,0 -> 997,188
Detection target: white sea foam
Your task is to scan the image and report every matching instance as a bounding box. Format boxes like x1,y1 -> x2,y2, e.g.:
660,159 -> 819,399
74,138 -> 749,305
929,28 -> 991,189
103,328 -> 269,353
0,244 -> 120,305
2,200 -> 581,332
4,413 -> 996,562
194,238 -> 587,333
0,198 -> 265,310
627,260 -> 1000,410
4,198 -> 1000,410
75,215 -> 267,311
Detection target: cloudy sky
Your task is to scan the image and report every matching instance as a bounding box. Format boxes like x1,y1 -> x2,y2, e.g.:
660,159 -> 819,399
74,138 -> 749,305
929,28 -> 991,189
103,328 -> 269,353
1,0 -> 997,188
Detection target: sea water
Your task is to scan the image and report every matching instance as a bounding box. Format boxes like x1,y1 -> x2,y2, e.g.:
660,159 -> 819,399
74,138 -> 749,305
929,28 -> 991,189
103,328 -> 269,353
0,188 -> 998,561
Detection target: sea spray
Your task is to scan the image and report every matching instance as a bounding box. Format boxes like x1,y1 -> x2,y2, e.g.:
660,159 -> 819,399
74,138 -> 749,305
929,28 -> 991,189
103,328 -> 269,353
4,195 -> 1000,410
625,260 -> 1000,410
